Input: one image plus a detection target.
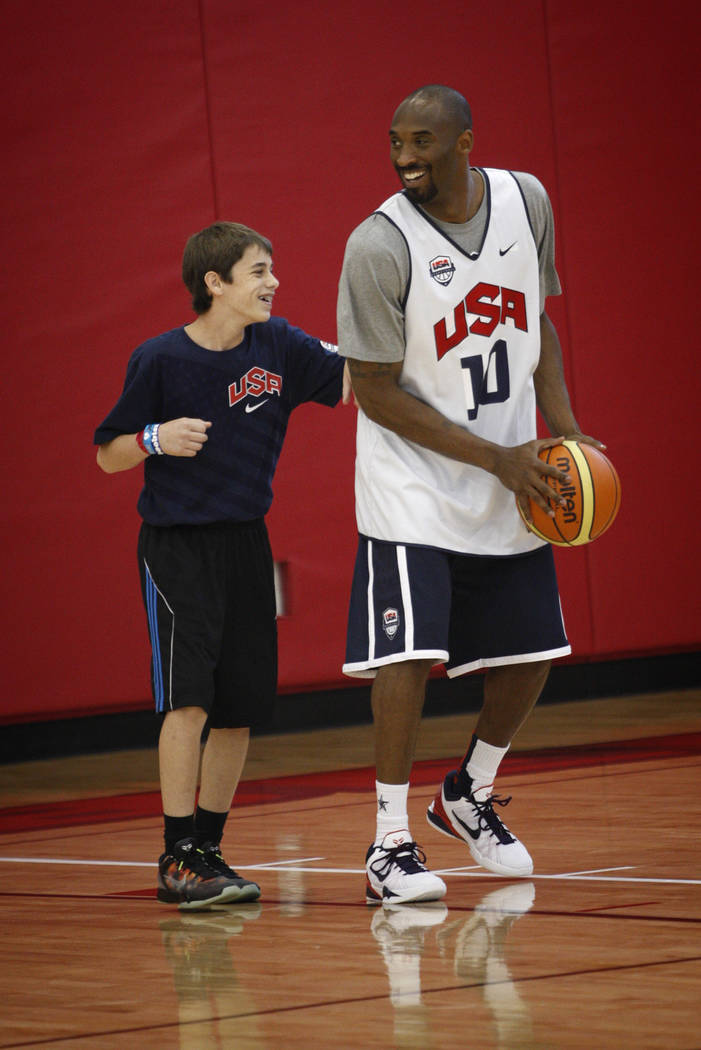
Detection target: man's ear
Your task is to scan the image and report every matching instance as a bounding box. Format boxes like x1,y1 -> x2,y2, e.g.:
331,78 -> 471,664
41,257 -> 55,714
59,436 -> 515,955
457,129 -> 474,158
204,270 -> 224,297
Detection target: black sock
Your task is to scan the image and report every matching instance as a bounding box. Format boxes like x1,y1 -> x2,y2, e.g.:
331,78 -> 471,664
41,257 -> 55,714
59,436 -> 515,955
194,806 -> 228,849
164,814 -> 196,855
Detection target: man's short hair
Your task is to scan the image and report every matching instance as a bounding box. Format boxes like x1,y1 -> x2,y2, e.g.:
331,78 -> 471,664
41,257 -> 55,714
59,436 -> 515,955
182,221 -> 273,314
400,84 -> 473,134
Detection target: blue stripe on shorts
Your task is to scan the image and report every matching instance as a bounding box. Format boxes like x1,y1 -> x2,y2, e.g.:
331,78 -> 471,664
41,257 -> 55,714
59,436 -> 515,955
144,560 -> 166,712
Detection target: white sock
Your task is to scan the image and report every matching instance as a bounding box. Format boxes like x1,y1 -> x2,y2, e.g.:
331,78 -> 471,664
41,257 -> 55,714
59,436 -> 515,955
375,780 -> 410,843
466,739 -> 509,802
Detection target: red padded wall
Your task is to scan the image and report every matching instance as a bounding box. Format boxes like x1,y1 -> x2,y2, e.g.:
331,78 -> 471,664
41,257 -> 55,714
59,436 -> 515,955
544,1 -> 701,654
1,0 -> 698,723
1,1 -> 214,720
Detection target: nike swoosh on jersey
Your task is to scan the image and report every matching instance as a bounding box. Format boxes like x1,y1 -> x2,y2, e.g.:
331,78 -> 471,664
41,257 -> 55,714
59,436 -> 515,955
499,242 -> 517,256
244,399 -> 269,413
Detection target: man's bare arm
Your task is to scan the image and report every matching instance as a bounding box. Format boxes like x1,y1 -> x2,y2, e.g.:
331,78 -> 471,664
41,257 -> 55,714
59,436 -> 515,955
348,357 -> 569,515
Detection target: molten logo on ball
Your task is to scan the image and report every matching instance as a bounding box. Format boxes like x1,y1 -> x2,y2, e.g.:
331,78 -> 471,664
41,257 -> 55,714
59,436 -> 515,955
554,454 -> 579,525
516,440 -> 621,547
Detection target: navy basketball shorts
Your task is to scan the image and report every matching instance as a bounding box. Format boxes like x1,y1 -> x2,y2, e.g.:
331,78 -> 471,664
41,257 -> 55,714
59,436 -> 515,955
137,519 -> 277,727
343,537 -> 571,678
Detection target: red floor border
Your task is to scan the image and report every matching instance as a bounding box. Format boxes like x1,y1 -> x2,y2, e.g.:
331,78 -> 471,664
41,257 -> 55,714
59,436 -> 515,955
1,732 -> 699,835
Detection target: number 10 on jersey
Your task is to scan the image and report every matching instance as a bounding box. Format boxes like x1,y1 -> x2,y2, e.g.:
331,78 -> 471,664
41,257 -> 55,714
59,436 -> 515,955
461,339 -> 510,421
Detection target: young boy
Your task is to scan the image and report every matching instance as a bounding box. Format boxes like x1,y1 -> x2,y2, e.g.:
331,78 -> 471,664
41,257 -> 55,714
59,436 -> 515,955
95,221 -> 347,910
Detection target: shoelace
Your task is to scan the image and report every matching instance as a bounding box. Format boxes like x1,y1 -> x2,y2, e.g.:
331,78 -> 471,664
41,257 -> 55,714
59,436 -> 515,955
176,845 -> 215,878
472,794 -> 516,844
370,840 -> 428,879
201,844 -> 240,878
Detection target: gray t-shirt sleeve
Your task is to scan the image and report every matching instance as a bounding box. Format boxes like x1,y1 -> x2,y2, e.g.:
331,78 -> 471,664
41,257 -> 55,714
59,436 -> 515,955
337,214 -> 410,362
336,170 -> 561,363
512,170 -> 561,304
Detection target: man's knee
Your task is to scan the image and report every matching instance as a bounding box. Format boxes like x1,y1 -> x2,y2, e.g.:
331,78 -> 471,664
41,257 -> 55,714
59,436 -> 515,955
487,659 -> 551,682
375,658 -> 434,687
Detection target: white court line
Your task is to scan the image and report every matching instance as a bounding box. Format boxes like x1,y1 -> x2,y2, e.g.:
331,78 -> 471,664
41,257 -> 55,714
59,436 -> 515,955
525,875 -> 701,886
0,856 -> 364,876
435,864 -> 482,873
0,855 -> 324,870
0,857 -> 153,868
435,864 -> 633,876
250,866 -> 362,874
554,866 -> 635,876
439,869 -> 701,886
0,857 -> 326,871
1,856 -> 699,886
254,856 -> 324,868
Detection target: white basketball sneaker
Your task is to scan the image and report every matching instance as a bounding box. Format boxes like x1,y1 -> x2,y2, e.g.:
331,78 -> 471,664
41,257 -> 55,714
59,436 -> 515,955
365,829 -> 447,905
427,771 -> 533,876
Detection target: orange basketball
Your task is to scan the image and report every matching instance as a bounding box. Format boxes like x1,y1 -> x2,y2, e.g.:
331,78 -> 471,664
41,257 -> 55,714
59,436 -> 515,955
516,440 -> 621,546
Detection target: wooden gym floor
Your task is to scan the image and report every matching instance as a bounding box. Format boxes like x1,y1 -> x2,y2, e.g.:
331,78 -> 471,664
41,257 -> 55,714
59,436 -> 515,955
1,688 -> 700,1049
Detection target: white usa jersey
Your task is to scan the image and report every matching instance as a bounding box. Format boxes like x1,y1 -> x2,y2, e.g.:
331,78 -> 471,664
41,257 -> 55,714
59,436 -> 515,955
355,167 -> 546,556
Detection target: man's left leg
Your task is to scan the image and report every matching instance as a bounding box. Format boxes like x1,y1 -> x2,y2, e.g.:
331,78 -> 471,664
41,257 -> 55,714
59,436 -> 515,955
428,661 -> 550,876
427,545 -> 570,875
476,660 -> 552,748
428,661 -> 551,876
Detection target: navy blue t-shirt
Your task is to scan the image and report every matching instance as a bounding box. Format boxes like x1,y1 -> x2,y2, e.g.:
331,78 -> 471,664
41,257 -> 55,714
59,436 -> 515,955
94,318 -> 343,526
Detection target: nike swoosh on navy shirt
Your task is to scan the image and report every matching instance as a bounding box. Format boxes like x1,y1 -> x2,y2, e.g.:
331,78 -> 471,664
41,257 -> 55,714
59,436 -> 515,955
244,400 -> 269,413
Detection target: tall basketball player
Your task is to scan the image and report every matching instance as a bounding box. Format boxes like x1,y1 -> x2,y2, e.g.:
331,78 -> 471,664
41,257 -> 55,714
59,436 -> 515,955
337,85 -> 604,904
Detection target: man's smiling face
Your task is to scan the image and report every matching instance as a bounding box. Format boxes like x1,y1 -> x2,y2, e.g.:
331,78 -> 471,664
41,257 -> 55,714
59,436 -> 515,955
389,99 -> 472,216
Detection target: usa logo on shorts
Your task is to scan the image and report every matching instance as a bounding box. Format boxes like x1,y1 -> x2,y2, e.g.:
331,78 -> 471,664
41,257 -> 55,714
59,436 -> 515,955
429,255 -> 456,286
382,607 -> 400,639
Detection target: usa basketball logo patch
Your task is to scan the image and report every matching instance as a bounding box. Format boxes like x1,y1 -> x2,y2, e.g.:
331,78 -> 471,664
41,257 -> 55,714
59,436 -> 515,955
429,255 -> 456,286
382,608 -> 400,639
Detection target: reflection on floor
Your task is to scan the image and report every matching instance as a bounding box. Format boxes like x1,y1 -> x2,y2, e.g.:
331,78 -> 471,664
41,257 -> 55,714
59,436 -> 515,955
0,688 -> 700,1049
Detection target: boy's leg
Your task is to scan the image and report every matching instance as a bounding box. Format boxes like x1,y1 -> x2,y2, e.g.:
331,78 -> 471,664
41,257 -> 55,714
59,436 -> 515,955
159,706 -> 208,818
139,524 -> 258,907
198,726 -> 250,813
157,713 -> 260,908
156,707 -> 256,908
193,726 -> 260,899
184,521 -> 275,901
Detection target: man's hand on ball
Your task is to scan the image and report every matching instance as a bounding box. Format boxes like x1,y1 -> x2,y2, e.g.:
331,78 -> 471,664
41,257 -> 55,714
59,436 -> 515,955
493,437 -> 570,517
158,418 -> 212,457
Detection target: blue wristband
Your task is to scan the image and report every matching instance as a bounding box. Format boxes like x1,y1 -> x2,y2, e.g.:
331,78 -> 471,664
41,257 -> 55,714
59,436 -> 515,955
142,425 -> 156,455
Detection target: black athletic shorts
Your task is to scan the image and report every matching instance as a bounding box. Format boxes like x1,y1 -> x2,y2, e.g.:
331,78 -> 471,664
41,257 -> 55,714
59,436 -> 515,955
343,537 -> 570,678
137,519 -> 277,727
